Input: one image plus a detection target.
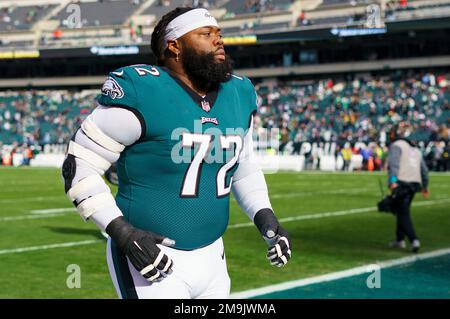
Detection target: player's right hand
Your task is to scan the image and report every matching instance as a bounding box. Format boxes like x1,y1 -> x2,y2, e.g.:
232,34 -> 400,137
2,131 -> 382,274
422,189 -> 429,199
106,216 -> 175,282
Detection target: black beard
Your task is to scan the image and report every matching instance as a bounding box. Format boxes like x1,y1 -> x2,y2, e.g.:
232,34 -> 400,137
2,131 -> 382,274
181,46 -> 233,92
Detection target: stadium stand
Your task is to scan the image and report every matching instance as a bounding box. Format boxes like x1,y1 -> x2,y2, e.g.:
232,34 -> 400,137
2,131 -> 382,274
53,0 -> 142,28
298,0 -> 450,28
222,0 -> 293,15
0,1 -> 449,170
3,0 -> 450,50
222,21 -> 290,34
319,0 -> 375,6
0,4 -> 56,31
0,71 -> 448,170
255,72 -> 449,147
0,90 -> 97,145
142,0 -> 193,17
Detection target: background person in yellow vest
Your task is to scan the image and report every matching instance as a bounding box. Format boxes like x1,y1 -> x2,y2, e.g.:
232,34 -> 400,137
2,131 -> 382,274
341,143 -> 352,171
387,122 -> 429,253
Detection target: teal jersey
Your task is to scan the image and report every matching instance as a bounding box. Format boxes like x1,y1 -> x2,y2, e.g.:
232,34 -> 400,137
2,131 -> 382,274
97,65 -> 257,250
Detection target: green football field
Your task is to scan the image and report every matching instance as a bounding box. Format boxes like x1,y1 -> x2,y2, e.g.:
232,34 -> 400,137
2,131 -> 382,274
0,167 -> 449,299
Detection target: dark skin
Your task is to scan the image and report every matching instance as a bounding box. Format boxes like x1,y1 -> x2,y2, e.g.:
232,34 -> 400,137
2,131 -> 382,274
164,26 -> 225,96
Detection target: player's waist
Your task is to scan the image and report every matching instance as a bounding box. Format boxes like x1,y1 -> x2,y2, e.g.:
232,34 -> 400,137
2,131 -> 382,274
115,195 -> 229,250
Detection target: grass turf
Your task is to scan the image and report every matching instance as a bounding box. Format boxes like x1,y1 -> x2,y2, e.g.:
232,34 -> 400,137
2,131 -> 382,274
0,167 -> 449,298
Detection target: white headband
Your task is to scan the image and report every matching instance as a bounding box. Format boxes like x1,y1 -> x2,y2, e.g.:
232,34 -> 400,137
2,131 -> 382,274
164,8 -> 219,47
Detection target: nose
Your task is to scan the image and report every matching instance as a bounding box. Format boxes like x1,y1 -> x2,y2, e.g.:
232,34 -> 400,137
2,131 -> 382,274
214,35 -> 224,47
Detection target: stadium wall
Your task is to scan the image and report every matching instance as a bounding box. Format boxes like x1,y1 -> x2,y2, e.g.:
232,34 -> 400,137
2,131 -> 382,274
27,153 -> 364,172
24,142 -> 365,172
1,55 -> 449,88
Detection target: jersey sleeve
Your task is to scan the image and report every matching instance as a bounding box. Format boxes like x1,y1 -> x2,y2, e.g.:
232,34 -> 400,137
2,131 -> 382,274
97,68 -> 138,109
243,76 -> 258,116
231,115 -> 272,221
96,68 -> 146,141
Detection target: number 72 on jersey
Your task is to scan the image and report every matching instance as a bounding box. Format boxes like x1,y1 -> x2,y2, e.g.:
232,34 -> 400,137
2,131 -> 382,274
179,133 -> 243,198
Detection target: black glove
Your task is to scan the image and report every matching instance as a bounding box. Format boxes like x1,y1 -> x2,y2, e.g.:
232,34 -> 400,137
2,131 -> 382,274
254,209 -> 292,267
105,163 -> 118,186
106,216 -> 175,282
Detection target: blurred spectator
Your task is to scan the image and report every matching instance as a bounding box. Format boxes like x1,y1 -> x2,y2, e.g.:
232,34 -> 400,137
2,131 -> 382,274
341,143 -> 352,171
26,9 -> 36,24
297,10 -> 310,26
129,20 -> 136,41
52,29 -> 62,40
0,90 -> 97,149
192,0 -> 210,8
254,70 -> 449,171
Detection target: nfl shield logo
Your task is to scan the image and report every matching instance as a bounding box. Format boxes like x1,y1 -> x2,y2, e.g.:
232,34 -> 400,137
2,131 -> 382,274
201,100 -> 211,112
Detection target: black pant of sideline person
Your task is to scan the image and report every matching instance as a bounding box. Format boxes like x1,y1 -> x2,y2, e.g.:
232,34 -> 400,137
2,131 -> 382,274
390,183 -> 423,252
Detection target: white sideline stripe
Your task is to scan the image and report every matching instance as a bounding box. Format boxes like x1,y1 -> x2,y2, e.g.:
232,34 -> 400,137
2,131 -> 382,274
228,198 -> 450,229
230,247 -> 450,299
0,240 -> 103,255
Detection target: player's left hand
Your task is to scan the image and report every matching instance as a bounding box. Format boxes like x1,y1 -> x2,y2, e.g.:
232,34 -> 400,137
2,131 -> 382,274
263,225 -> 292,267
254,209 -> 292,267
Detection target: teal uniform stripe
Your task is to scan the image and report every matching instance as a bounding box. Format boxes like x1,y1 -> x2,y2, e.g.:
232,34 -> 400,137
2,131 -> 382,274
110,240 -> 138,299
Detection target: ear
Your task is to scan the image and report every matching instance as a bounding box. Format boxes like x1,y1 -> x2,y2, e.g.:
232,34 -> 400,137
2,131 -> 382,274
167,40 -> 180,57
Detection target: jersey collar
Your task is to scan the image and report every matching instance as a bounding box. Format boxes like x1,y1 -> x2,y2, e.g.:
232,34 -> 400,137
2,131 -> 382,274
161,67 -> 218,113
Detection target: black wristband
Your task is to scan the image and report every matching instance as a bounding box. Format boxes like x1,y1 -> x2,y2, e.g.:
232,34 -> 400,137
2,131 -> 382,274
253,208 -> 279,236
105,216 -> 134,250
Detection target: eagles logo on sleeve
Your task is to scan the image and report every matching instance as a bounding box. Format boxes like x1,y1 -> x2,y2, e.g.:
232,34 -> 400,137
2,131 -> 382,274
101,76 -> 124,99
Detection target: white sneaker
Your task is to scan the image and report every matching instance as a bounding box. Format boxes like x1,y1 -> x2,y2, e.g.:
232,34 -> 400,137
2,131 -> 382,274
411,240 -> 420,253
389,240 -> 406,249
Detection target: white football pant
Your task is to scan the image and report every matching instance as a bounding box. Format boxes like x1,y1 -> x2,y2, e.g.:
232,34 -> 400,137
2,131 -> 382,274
106,237 -> 230,299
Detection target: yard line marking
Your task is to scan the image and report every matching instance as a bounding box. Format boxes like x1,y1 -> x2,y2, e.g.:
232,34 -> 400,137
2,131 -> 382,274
284,171 -> 386,176
31,208 -> 76,214
0,208 -> 76,221
0,196 -> 64,204
230,247 -> 450,299
0,240 -> 103,255
1,198 -> 448,224
0,200 -> 448,255
228,198 -> 450,229
0,213 -> 71,222
413,198 -> 450,206
270,187 -> 371,198
273,171 -> 450,177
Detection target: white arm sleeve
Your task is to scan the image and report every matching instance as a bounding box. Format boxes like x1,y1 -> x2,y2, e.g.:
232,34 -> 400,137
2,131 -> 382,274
231,116 -> 272,222
67,104 -> 142,231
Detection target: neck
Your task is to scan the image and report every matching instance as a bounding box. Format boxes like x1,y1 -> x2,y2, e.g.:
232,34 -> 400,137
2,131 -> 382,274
172,69 -> 209,96
165,61 -> 210,96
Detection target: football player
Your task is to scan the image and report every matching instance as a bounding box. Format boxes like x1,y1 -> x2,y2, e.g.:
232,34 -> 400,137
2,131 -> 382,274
62,7 -> 292,299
